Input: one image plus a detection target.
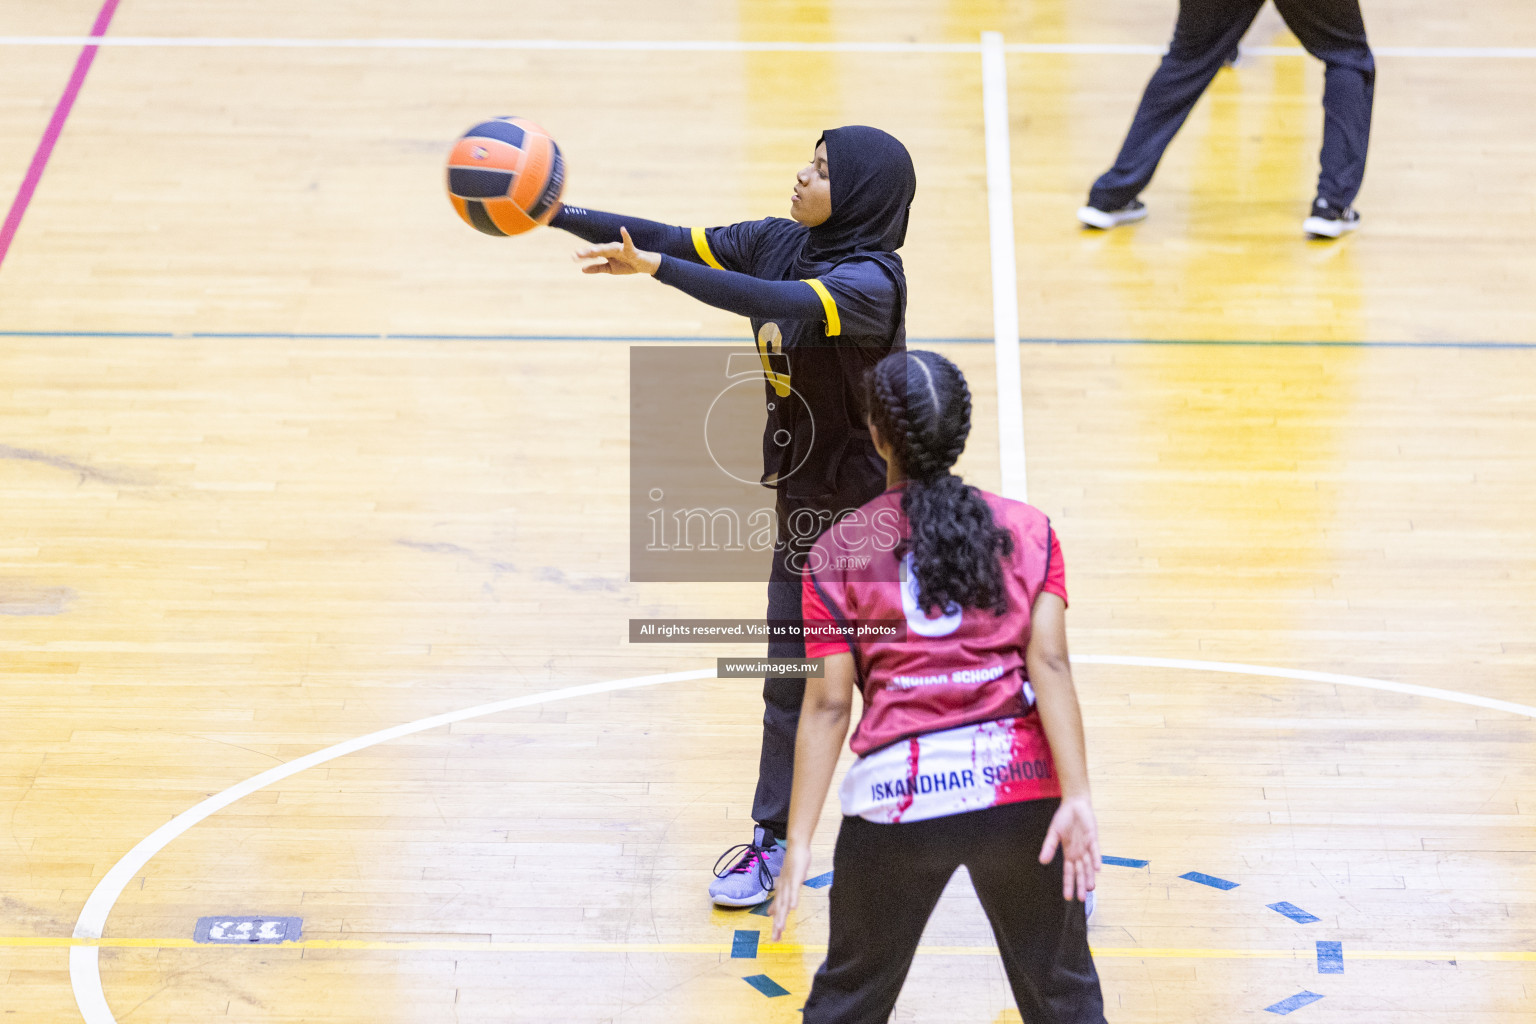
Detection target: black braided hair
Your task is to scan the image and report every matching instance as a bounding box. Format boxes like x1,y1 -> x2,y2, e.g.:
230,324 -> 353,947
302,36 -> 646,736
864,350 -> 1014,616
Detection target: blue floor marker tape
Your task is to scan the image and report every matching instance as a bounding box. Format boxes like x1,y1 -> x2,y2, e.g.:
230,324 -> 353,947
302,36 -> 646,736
1316,941 -> 1343,974
743,974 -> 790,997
1268,901 -> 1320,924
1102,856 -> 1149,868
1265,991 -> 1324,1015
1179,871 -> 1239,890
748,897 -> 774,917
804,871 -> 834,889
732,930 -> 760,959
193,916 -> 302,943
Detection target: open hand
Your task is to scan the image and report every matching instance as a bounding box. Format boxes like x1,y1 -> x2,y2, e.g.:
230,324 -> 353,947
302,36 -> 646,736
770,844 -> 813,941
574,226 -> 661,276
1038,795 -> 1100,902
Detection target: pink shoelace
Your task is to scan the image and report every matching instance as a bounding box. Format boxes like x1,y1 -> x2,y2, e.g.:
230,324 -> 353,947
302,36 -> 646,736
727,851 -> 768,875
712,841 -> 776,888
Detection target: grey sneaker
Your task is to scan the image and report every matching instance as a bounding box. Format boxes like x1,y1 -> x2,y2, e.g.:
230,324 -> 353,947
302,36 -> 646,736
1085,889 -> 1096,920
709,826 -> 784,907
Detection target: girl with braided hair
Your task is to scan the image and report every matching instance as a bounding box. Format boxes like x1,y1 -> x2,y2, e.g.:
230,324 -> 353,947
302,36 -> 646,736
774,350 -> 1107,1024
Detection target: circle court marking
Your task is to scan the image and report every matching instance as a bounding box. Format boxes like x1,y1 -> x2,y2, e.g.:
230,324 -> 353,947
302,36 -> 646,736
68,657 -> 1535,1022
67,668 -> 715,1024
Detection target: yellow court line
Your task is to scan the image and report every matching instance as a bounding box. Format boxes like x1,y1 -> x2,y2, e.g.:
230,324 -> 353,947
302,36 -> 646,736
6,936 -> 1533,961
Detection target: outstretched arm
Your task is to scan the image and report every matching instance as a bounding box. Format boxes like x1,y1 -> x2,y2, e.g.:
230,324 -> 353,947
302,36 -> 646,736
657,255 -> 828,320
551,204 -> 701,262
575,228 -> 827,322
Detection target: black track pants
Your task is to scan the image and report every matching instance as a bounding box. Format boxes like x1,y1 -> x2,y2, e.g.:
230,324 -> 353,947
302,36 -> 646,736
801,799 -> 1107,1024
751,447 -> 886,837
1089,0 -> 1374,210
750,528 -> 808,838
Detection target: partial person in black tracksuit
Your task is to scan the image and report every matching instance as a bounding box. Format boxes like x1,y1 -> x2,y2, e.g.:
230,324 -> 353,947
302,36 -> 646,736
1078,0 -> 1375,238
556,126 -> 916,906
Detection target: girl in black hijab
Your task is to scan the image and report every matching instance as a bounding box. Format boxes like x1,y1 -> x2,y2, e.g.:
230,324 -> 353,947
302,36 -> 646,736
557,126 -> 916,907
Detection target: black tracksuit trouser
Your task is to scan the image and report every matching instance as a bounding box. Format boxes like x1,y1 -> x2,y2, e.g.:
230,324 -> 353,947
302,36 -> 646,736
751,519 -> 813,838
752,449 -> 885,837
802,799 -> 1107,1024
1089,0 -> 1375,211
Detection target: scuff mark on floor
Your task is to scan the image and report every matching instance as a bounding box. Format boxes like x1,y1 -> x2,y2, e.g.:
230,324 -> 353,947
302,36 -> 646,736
0,583 -> 74,616
0,444 -> 151,487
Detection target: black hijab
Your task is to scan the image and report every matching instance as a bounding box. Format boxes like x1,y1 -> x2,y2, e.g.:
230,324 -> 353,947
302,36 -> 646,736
793,125 -> 916,278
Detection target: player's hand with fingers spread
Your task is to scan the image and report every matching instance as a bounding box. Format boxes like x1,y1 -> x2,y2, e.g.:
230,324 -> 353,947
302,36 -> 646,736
1038,795 -> 1101,902
770,843 -> 813,942
574,225 -> 661,276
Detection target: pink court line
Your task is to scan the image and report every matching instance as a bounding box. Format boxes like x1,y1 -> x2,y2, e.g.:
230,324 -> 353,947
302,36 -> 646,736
0,0 -> 123,271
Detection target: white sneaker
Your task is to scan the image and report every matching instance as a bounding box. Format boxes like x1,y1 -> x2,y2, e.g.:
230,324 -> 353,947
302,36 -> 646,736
1077,199 -> 1148,230
1303,197 -> 1360,238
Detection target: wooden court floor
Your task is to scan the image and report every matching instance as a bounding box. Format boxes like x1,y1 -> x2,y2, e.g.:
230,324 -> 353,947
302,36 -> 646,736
1,2 -> 1533,1022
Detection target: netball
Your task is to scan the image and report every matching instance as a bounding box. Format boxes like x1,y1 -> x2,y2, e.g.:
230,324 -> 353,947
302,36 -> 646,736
446,116 -> 565,236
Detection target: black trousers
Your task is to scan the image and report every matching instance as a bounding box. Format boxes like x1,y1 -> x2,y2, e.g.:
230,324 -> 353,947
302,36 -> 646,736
1089,0 -> 1374,211
752,449 -> 886,837
802,800 -> 1107,1024
751,525 -> 808,838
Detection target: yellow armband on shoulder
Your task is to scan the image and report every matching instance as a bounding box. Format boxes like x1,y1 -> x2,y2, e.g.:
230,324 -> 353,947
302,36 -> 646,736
690,227 -> 725,270
805,278 -> 842,336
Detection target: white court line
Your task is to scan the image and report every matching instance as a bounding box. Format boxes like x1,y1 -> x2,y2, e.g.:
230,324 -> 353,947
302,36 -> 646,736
980,32 -> 1028,503
0,36 -> 977,52
1074,656 -> 1536,718
68,657 -> 1534,1022
0,37 -> 1533,58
